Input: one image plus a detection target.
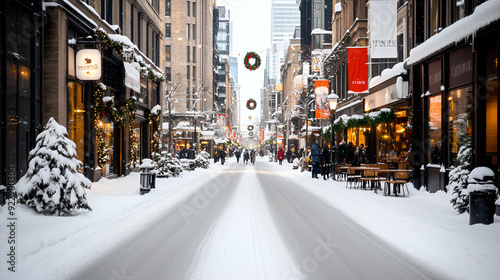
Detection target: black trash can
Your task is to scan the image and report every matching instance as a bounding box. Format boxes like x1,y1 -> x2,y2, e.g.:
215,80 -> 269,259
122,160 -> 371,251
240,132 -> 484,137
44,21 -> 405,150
469,190 -> 496,225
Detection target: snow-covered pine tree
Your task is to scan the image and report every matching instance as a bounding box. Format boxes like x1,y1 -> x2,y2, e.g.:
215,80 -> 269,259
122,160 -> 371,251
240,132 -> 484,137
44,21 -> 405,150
16,118 -> 92,215
153,151 -> 183,177
195,151 -> 210,169
449,135 -> 472,214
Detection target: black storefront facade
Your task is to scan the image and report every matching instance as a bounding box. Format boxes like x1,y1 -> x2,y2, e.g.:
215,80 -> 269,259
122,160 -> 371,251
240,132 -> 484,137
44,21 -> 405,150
0,0 -> 44,188
410,21 -> 500,192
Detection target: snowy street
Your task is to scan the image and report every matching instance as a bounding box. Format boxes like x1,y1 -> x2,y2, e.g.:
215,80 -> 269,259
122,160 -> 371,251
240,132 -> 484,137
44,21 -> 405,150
1,157 -> 499,279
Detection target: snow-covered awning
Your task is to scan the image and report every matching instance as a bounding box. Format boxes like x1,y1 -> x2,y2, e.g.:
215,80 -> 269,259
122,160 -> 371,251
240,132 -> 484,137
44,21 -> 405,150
408,0 -> 500,65
311,28 -> 332,35
368,62 -> 407,89
124,62 -> 140,92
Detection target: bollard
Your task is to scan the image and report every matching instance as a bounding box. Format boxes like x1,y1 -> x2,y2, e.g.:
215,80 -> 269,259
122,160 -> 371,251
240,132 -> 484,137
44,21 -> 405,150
140,159 -> 155,195
468,167 -> 497,225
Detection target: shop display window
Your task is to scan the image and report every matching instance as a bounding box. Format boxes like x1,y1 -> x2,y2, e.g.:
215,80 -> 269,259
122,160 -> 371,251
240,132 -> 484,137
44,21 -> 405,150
375,110 -> 408,164
67,82 -> 85,169
486,76 -> 498,168
447,86 -> 472,166
428,95 -> 442,164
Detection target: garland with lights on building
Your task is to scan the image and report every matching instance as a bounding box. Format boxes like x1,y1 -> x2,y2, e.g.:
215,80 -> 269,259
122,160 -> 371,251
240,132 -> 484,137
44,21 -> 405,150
148,105 -> 162,155
127,97 -> 138,167
246,98 -> 257,110
244,52 -> 261,71
94,28 -> 165,83
93,83 -> 138,167
332,109 -> 396,132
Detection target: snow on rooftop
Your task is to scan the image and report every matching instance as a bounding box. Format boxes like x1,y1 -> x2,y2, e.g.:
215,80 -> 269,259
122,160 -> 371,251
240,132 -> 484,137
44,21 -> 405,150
369,62 -> 407,88
408,0 -> 500,65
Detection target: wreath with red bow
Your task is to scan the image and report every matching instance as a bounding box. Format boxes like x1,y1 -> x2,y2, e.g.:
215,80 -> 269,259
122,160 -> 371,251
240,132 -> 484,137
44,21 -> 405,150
246,99 -> 257,110
244,52 -> 261,71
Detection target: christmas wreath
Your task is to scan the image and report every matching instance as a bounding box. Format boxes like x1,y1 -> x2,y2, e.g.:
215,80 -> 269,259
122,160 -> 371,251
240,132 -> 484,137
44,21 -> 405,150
249,132 -> 254,137
246,99 -> 257,110
244,52 -> 261,71
247,125 -> 254,131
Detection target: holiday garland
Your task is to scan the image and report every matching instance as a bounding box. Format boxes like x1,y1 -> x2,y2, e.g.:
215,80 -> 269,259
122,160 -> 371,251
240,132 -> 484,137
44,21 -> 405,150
149,105 -> 162,155
94,83 -> 138,167
246,99 -> 257,110
332,109 -> 396,132
244,52 -> 261,71
94,28 -> 165,83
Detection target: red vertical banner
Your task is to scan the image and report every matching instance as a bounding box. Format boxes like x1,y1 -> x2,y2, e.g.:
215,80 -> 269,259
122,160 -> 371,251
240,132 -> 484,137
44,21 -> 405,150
347,47 -> 368,93
260,129 -> 264,143
233,130 -> 236,139
314,80 -> 330,119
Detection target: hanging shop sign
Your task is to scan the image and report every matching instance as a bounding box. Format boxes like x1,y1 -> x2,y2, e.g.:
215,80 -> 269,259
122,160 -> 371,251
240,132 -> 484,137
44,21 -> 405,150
369,0 -> 397,58
76,49 -> 102,80
315,80 -> 330,119
347,47 -> 368,93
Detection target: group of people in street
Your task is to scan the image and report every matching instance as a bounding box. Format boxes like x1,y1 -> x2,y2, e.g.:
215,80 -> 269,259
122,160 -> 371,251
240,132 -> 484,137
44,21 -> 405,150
235,148 -> 256,165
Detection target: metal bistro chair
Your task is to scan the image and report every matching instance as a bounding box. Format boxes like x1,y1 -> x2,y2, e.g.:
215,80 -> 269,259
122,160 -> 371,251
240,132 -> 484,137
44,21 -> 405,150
346,167 -> 361,189
384,171 -> 410,196
360,169 -> 377,190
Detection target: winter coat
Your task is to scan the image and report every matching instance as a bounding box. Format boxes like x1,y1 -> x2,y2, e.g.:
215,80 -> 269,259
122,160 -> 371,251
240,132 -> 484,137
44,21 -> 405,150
179,148 -> 188,159
321,148 -> 330,165
311,143 -> 322,164
277,150 -> 285,160
235,150 -> 241,158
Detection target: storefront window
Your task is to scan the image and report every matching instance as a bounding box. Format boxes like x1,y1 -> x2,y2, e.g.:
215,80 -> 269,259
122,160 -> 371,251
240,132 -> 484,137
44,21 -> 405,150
448,86 -> 473,165
375,110 -> 408,164
486,76 -> 498,167
102,119 -> 114,176
67,82 -> 85,168
131,122 -> 141,167
429,95 -> 442,164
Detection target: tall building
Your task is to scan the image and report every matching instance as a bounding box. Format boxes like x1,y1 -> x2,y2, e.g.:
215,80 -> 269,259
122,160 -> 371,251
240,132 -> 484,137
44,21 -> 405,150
1,0 -> 165,183
269,0 -> 300,85
215,6 -> 232,129
164,0 -> 215,152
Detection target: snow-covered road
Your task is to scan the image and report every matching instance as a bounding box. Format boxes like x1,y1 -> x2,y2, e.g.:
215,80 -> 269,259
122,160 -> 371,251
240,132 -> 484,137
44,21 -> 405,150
2,156 -> 498,279
74,160 -> 441,279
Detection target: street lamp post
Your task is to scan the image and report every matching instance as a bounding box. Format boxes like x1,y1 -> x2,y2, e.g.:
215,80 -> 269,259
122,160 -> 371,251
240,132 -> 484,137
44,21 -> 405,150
328,92 -> 339,180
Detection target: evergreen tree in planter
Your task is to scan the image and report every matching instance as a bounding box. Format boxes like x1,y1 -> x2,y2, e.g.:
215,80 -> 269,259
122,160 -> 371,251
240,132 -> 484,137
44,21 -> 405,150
16,118 -> 92,215
195,151 -> 211,169
449,135 -> 472,214
153,151 -> 183,177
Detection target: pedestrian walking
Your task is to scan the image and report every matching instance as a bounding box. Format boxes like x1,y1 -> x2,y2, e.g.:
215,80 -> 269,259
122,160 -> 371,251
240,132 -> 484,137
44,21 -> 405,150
219,148 -> 226,165
286,148 -> 292,163
251,149 -> 256,165
321,147 -> 330,180
244,149 -> 250,164
179,147 -> 188,159
277,148 -> 285,165
310,142 -> 321,179
235,149 -> 241,163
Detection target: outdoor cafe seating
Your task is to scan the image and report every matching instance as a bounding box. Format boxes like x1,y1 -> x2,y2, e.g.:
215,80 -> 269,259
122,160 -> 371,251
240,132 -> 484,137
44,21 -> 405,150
337,162 -> 412,196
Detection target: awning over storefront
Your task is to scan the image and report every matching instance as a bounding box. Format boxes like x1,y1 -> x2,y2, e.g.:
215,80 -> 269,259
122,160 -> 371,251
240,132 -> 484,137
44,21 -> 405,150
200,130 -> 215,140
124,61 -> 141,92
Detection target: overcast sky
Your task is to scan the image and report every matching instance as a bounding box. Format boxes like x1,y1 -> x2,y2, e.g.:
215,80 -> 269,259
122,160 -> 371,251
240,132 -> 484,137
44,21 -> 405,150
216,0 -> 272,133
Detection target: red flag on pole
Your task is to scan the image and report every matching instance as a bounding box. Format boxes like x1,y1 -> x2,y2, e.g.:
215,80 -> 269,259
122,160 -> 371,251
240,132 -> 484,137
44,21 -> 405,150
347,47 -> 368,93
314,80 -> 330,119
